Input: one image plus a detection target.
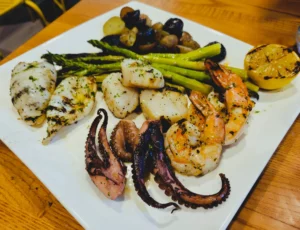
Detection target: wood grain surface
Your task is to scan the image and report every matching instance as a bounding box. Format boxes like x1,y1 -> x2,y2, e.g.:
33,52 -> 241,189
1,0 -> 300,229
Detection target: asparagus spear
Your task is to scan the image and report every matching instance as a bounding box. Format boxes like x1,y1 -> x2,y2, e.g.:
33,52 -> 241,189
147,53 -> 181,59
72,55 -> 124,63
245,81 -> 259,92
156,68 -> 212,94
88,40 -> 140,59
165,82 -> 186,93
151,63 -> 210,82
94,73 -> 110,83
224,66 -> 248,81
46,52 -> 121,73
180,43 -> 221,61
41,52 -> 105,60
88,40 -> 206,70
142,55 -> 205,70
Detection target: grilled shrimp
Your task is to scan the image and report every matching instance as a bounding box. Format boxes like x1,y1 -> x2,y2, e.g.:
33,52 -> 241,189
10,61 -> 57,126
205,60 -> 254,145
165,90 -> 225,176
42,76 -> 97,145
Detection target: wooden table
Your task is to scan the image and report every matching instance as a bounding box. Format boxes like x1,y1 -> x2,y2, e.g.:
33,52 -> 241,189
1,0 -> 300,229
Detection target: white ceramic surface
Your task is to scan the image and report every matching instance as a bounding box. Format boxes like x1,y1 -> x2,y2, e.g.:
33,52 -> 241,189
0,1 -> 299,229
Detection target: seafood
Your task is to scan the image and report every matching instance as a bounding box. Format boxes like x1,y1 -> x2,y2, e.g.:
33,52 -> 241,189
205,59 -> 253,145
165,90 -> 225,176
132,120 -> 180,212
43,76 -> 97,145
85,109 -> 126,200
140,89 -> 188,124
10,61 -> 57,126
150,121 -> 230,209
121,59 -> 164,89
110,120 -> 140,162
102,72 -> 139,118
131,120 -> 230,210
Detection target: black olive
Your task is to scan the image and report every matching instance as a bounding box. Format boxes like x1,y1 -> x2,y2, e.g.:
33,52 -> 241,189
163,18 -> 184,38
151,44 -> 171,53
137,28 -> 156,45
101,35 -> 122,46
122,10 -> 147,30
205,41 -> 227,62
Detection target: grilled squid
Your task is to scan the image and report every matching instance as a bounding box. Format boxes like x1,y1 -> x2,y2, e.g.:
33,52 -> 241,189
10,61 -> 56,126
43,76 -> 97,145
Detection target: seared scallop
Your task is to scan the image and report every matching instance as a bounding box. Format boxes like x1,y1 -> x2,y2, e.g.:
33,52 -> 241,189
10,61 -> 57,126
42,76 -> 97,145
102,72 -> 139,118
140,89 -> 188,123
121,59 -> 164,89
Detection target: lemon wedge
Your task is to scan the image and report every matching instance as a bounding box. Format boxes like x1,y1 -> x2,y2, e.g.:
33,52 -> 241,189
244,44 -> 300,90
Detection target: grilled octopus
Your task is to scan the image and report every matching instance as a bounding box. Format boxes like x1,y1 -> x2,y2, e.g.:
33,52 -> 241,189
110,120 -> 140,162
85,108 -> 230,210
132,121 -> 230,210
85,109 -> 126,200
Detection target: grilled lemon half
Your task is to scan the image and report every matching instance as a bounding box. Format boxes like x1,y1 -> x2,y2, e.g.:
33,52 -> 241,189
244,44 -> 300,90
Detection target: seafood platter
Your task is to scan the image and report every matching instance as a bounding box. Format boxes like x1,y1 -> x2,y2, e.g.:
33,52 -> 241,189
0,1 -> 299,229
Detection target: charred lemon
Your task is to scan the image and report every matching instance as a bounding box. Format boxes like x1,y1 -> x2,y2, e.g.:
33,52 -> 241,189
244,44 -> 300,90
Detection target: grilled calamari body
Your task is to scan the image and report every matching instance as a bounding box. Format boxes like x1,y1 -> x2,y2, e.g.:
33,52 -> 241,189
10,61 -> 57,126
42,76 -> 97,145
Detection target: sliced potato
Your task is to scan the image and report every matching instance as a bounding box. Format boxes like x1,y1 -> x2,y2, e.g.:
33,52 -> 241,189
140,89 -> 188,123
244,44 -> 300,90
103,16 -> 125,36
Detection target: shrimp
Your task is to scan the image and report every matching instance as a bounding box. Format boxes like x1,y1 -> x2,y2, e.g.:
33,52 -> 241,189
205,60 -> 254,145
165,90 -> 225,176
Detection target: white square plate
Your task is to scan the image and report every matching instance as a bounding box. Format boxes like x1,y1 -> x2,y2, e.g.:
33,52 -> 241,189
0,1 -> 299,229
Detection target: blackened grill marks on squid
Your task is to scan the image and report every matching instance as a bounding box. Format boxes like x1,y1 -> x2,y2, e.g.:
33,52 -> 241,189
132,122 -> 180,212
149,122 -> 231,209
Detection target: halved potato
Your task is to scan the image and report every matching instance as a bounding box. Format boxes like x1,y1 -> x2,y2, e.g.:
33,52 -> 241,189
103,16 -> 125,36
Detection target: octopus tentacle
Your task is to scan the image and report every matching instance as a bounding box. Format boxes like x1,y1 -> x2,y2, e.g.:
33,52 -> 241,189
85,109 -> 126,200
132,121 -> 180,212
110,120 -> 140,162
150,122 -> 231,209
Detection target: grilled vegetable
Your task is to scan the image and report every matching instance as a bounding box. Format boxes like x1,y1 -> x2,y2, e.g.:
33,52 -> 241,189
160,35 -> 179,49
103,16 -> 125,36
122,10 -> 146,30
101,35 -> 122,47
121,59 -> 164,89
163,18 -> 184,38
42,76 -> 97,145
204,41 -> 226,62
120,6 -> 134,19
10,61 -> 57,126
140,89 -> 188,123
244,44 -> 300,90
137,28 -> 156,45
179,32 -> 200,50
120,27 -> 138,47
102,72 -> 139,118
